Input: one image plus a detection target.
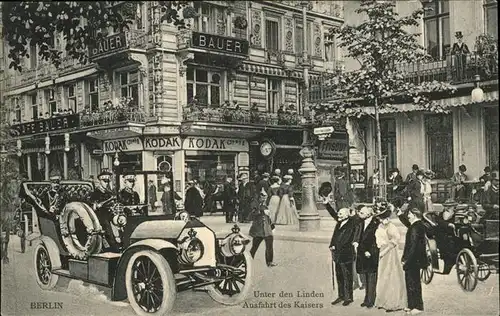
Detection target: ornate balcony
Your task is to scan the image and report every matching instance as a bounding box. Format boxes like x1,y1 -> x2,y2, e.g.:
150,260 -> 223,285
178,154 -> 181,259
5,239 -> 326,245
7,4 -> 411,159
270,1 -> 344,18
183,106 -> 304,127
80,108 -> 147,128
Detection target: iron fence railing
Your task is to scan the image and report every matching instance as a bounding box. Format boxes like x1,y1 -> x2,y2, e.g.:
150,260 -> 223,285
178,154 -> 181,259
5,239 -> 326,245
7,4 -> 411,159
80,109 -> 147,127
309,53 -> 498,103
183,107 -> 304,127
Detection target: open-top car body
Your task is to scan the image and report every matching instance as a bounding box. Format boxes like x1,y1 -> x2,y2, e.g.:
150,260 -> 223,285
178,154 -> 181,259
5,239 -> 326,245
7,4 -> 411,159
22,170 -> 253,316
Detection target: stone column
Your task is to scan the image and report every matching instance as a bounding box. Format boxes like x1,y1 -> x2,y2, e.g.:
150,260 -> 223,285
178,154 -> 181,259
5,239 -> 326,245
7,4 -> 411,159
63,151 -> 68,179
44,155 -> 49,180
27,154 -> 32,180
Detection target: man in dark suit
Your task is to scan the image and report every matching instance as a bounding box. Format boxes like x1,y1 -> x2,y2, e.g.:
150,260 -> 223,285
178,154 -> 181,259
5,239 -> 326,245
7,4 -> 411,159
355,206 -> 379,308
405,164 -> 419,184
401,208 -> 428,314
249,189 -> 276,267
405,170 -> 424,212
329,208 -> 357,306
222,177 -> 238,223
237,173 -> 256,223
256,172 -> 270,199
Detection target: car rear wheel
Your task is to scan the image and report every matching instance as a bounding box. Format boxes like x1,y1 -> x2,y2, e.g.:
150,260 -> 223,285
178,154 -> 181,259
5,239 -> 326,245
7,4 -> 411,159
421,238 -> 434,285
207,251 -> 253,305
456,248 -> 478,292
33,243 -> 59,290
125,250 -> 176,316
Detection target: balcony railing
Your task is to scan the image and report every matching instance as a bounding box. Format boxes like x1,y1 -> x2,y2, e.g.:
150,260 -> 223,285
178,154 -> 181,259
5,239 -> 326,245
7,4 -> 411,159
183,106 -> 304,127
271,1 -> 344,18
309,52 -> 499,103
80,108 -> 147,128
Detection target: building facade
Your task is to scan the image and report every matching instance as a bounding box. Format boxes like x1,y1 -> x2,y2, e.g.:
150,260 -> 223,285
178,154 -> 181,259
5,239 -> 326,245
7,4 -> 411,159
312,0 -> 498,202
3,1 -> 346,201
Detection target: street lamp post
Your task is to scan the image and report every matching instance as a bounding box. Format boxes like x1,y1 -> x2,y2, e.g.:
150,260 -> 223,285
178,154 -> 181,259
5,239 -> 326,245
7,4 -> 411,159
298,1 -> 320,232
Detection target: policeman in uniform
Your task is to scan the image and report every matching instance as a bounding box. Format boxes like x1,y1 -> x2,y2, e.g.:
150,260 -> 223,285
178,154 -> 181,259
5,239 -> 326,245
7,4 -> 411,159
40,170 -> 64,217
118,174 -> 141,205
91,169 -> 119,252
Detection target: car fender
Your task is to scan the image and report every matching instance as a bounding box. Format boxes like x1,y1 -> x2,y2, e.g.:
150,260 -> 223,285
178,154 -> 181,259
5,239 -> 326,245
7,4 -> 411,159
34,236 -> 62,270
111,239 -> 178,302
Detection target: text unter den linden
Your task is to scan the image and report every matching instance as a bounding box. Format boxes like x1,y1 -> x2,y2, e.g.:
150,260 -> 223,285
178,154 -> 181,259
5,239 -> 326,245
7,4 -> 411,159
242,290 -> 325,309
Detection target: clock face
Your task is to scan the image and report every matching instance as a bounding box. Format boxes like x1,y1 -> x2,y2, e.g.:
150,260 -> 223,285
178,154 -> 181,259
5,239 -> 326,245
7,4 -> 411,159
260,142 -> 274,157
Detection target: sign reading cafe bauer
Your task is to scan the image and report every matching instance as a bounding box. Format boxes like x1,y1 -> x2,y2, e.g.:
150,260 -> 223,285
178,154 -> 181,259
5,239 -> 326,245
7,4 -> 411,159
11,114 -> 80,136
89,33 -> 127,59
192,32 -> 249,55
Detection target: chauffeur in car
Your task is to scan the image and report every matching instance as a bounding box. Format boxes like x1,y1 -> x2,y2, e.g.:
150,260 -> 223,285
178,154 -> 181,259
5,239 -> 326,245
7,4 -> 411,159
118,174 -> 141,205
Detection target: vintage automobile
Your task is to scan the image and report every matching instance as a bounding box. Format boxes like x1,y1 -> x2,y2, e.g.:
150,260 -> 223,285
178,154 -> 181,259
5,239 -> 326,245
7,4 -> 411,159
22,170 -> 253,316
420,202 -> 499,292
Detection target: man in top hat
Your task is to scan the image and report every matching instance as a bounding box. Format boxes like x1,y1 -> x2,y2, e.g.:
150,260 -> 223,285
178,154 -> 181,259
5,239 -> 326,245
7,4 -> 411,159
249,188 -> 276,267
451,31 -> 470,78
118,174 -> 141,205
237,173 -> 256,223
39,169 -> 64,217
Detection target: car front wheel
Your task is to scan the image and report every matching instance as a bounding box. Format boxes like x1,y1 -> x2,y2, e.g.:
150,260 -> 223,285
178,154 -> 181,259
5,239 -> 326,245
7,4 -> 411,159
33,243 -> 59,290
207,251 -> 253,305
125,250 -> 176,316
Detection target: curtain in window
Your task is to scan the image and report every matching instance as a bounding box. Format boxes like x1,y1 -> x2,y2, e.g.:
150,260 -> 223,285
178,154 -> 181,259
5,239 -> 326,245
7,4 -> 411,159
265,20 -> 279,51
425,114 -> 454,179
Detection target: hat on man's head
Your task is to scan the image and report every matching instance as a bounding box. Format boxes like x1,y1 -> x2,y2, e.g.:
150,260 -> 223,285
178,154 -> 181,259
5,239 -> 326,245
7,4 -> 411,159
49,169 -> 62,181
124,174 -> 136,182
412,164 -> 419,171
262,172 -> 270,178
455,31 -> 463,38
97,169 -> 112,179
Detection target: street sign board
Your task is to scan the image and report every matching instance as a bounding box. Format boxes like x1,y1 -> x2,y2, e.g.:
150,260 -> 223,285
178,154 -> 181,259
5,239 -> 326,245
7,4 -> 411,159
313,126 -> 334,135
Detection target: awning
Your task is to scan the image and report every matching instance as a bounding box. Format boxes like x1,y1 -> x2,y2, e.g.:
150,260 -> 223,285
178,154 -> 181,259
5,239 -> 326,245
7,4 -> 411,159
85,125 -> 144,140
55,67 -> 98,84
318,90 -> 499,116
241,62 -> 322,80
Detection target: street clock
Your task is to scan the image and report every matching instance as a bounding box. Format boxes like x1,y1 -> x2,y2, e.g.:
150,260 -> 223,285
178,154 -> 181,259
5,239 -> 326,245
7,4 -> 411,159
260,139 -> 276,159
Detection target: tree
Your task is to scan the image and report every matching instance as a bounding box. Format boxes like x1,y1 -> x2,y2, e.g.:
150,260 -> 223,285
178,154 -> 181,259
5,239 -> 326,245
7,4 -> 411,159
312,0 -> 456,201
3,1 -> 195,71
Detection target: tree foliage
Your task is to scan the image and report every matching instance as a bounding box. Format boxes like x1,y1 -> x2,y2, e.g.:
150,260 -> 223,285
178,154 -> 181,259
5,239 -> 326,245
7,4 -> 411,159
3,1 -> 192,71
311,0 -> 456,119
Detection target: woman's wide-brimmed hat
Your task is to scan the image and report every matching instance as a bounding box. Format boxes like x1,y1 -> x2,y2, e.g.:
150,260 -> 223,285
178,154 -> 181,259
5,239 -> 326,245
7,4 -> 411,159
424,170 -> 435,179
373,201 -> 394,219
283,174 -> 293,180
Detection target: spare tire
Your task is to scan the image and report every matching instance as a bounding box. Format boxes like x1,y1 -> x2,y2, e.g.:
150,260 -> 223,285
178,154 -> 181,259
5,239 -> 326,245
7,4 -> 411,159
59,202 -> 103,260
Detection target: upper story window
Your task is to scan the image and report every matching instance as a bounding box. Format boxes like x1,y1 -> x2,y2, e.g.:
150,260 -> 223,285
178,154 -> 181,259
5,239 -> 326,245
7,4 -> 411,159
45,89 -> 57,115
66,84 -> 77,112
265,18 -> 280,51
187,68 -> 222,106
267,78 -> 281,113
12,98 -> 21,123
120,71 -> 140,108
193,3 -> 226,35
423,0 -> 450,60
295,22 -> 312,55
86,78 -> 99,112
484,0 -> 498,40
29,93 -> 38,120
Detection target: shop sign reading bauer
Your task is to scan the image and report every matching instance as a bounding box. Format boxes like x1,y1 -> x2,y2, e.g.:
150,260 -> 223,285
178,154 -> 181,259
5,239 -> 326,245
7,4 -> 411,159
103,137 -> 143,153
183,137 -> 249,152
192,32 -> 249,55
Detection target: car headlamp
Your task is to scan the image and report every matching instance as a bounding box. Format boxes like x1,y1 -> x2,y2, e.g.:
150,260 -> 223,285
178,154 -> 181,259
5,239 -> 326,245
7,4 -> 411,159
178,229 -> 204,264
220,225 -> 250,257
112,214 -> 127,227
463,217 -> 469,224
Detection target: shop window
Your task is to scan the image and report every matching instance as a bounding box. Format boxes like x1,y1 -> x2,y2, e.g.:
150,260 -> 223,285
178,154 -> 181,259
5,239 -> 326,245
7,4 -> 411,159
186,154 -> 235,185
380,118 -> 397,172
66,84 -> 77,112
29,93 -> 38,120
425,114 -> 454,179
117,153 -> 143,174
265,19 -> 280,51
45,89 -> 57,115
267,79 -> 281,113
156,156 -> 172,190
187,68 -> 221,106
120,71 -> 140,107
423,0 -> 450,60
484,0 -> 498,40
485,107 -> 499,169
86,78 -> 99,112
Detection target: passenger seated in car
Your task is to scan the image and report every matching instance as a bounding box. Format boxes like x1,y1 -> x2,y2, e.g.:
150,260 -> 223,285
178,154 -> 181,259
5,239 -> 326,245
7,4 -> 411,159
40,170 -> 63,217
91,169 -> 120,252
118,174 -> 141,205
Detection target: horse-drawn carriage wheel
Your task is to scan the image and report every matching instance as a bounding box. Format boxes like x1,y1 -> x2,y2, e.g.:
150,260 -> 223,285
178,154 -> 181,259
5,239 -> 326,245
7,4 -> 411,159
33,244 -> 59,290
456,248 -> 479,292
125,250 -> 176,316
207,251 -> 253,305
421,238 -> 434,284
477,263 -> 491,281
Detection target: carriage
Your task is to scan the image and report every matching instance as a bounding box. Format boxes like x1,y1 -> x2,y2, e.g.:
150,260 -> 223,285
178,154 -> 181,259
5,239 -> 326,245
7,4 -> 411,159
22,170 -> 253,316
420,201 -> 499,292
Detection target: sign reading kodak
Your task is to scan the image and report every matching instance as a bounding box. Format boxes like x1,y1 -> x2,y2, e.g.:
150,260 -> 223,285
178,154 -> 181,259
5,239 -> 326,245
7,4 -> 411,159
103,137 -> 143,153
192,32 -> 249,55
183,137 -> 249,152
144,137 -> 182,151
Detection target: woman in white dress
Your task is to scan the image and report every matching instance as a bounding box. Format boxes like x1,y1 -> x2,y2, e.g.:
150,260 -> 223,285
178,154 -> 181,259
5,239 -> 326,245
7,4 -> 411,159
267,176 -> 281,223
374,204 -> 407,312
422,170 -> 434,213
